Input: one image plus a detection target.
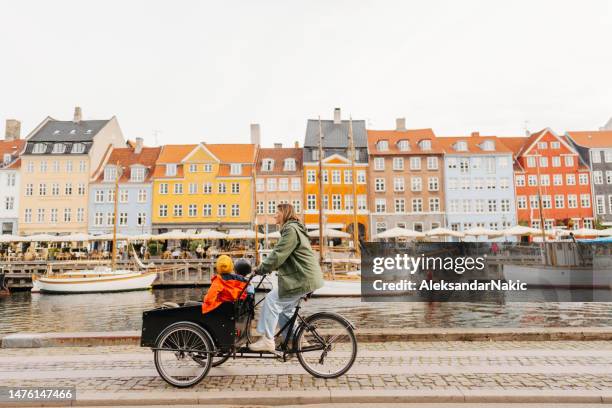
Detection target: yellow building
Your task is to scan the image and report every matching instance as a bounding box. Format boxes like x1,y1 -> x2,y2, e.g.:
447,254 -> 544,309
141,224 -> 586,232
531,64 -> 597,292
151,143 -> 257,233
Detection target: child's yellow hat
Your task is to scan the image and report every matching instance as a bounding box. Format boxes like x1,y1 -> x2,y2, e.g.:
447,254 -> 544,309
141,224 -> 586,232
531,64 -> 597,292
215,255 -> 234,274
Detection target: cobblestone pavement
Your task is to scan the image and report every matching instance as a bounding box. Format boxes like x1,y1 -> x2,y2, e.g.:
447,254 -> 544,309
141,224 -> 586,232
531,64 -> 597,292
2,342 -> 612,398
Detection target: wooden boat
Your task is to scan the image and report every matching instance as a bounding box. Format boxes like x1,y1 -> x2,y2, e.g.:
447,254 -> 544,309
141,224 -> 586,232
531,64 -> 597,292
31,267 -> 157,294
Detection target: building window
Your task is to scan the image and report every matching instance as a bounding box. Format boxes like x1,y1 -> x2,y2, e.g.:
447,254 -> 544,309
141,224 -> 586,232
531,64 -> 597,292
72,143 -> 86,154
24,208 -> 32,223
117,189 -> 127,203
377,140 -> 389,151
292,200 -> 301,213
447,158 -> 457,169
4,196 -> 14,210
566,174 -> 576,185
231,204 -> 240,217
410,157 -> 421,170
595,196 -> 605,214
312,149 -> 319,161
607,171 -> 612,184
568,194 -> 578,208
51,183 -> 60,196
394,198 -> 405,213
25,183 -> 33,196
64,208 -> 72,223
528,175 -> 537,186
131,167 -> 145,182
565,156 -> 574,167
393,157 -> 404,170
459,158 -> 469,174
39,183 -> 47,196
488,199 -> 497,212
138,189 -> 147,203
374,157 -> 385,171
375,198 -> 386,213
51,161 -> 59,172
594,171 -> 604,184
166,164 -> 177,176
159,183 -> 168,194
540,175 -> 550,186
526,156 -> 536,167
412,198 -> 423,212
26,161 -> 34,173
119,212 -> 128,225
552,156 -> 561,167
104,166 -> 117,182
393,177 -> 404,192
332,195 -> 342,210
67,160 -> 74,172
357,170 -> 366,184
173,204 -> 183,217
376,222 -> 386,235
543,195 -> 553,209
291,177 -> 301,191
375,178 -> 385,192
411,177 -> 422,192
579,173 -> 589,185
428,177 -> 439,191
500,199 -> 510,212
173,183 -> 183,194
94,190 -> 103,203
189,164 -> 197,173
262,159 -> 274,171
284,158 -> 296,171
429,197 -> 440,212
231,183 -> 240,194
64,183 -> 73,195
498,157 -> 508,168
38,208 -> 46,223
267,200 -> 277,214
331,170 -> 341,184
159,205 -> 167,217
357,195 -> 367,210
218,204 -> 226,217
94,212 -> 103,226
267,178 -> 276,191
555,195 -> 565,208
584,218 -> 594,229
580,194 -> 591,208
202,204 -> 212,216
307,170 -> 316,184
427,156 -> 438,170
344,195 -> 353,210
499,178 -> 510,190
256,201 -> 264,215
203,182 -> 213,194
609,195 -> 612,213
322,195 -> 328,210
79,160 -> 87,172
230,164 -> 242,175
419,140 -> 432,151
517,196 -> 526,209
398,140 -> 409,151
188,204 -> 197,217
137,212 -> 147,226
515,175 -> 525,187
204,163 -> 213,172
553,174 -> 562,186
307,194 -> 316,210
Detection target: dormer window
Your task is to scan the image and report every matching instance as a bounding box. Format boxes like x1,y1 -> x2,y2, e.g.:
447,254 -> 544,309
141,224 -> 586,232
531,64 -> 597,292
53,130 -> 60,135
32,143 -> 47,154
3,153 -> 11,164
419,140 -> 432,151
52,143 -> 66,154
131,166 -> 145,182
455,141 -> 468,152
481,140 -> 495,151
71,143 -> 85,154
262,159 -> 274,171
230,164 -> 242,175
104,166 -> 118,182
284,158 -> 296,171
377,140 -> 389,151
397,140 -> 410,151
85,129 -> 92,134
166,163 -> 177,176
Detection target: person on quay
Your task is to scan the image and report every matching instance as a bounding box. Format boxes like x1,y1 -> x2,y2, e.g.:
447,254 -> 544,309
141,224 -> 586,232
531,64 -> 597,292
249,203 -> 324,352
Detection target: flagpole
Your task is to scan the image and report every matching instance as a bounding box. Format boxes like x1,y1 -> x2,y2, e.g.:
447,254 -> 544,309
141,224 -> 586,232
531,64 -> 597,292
348,117 -> 360,257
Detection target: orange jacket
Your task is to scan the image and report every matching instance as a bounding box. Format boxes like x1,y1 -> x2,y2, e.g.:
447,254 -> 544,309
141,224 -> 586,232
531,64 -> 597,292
202,274 -> 247,314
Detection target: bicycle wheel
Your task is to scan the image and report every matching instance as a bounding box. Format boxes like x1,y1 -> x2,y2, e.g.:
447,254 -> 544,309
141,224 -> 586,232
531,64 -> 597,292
295,312 -> 357,378
154,322 -> 213,388
211,352 -> 231,367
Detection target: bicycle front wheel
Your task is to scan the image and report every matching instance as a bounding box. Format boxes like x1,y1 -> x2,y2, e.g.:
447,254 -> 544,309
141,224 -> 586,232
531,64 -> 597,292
295,312 -> 357,378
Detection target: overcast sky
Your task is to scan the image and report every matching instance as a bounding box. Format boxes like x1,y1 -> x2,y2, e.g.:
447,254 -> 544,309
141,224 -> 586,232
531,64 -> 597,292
1,0 -> 611,147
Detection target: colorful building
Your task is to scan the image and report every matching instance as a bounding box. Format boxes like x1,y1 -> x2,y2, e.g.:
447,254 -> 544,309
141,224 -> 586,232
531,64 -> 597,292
367,120 -> 445,236
19,107 -> 125,235
0,120 -> 26,234
254,142 -> 303,238
302,108 -> 369,240
151,142 -> 257,233
88,138 -> 161,236
439,133 -> 517,239
565,129 -> 612,227
506,128 -> 594,230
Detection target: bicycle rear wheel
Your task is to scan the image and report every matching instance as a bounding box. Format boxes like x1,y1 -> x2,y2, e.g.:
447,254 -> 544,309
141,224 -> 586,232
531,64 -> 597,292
295,312 -> 357,378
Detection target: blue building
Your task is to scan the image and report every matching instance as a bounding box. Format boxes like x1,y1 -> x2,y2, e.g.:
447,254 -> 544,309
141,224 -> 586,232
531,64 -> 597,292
439,134 -> 517,241
88,139 -> 160,236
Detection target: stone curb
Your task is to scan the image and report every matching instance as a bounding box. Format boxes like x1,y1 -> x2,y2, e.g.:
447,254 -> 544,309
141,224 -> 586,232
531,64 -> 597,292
2,327 -> 612,348
1,389 -> 612,406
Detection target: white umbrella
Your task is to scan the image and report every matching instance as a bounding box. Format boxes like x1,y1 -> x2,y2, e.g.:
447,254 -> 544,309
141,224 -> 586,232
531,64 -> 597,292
24,234 -> 58,242
494,225 -> 547,237
226,229 -> 257,239
0,234 -> 24,243
90,233 -> 129,241
153,230 -> 189,240
128,233 -> 154,242
559,228 -> 605,237
373,227 -> 424,239
191,229 -> 227,240
54,233 -> 91,242
463,227 -> 499,237
425,227 -> 464,238
308,228 -> 351,239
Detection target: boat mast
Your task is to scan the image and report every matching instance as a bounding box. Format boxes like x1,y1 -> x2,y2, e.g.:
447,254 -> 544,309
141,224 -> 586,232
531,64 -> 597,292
111,161 -> 121,271
317,117 -> 325,268
252,164 -> 259,264
534,149 -> 548,260
348,117 -> 360,257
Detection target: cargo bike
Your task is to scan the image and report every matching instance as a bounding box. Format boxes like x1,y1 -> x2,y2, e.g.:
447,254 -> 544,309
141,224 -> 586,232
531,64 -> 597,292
141,274 -> 357,388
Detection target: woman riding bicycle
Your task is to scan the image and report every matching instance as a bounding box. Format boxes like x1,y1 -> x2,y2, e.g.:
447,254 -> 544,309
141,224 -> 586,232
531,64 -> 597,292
249,203 -> 324,352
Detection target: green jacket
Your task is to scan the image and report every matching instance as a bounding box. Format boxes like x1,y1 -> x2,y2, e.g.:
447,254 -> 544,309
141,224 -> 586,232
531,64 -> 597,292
260,220 -> 324,298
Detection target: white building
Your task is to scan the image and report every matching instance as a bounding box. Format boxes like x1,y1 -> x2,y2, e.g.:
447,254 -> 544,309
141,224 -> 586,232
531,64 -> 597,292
0,120 -> 26,234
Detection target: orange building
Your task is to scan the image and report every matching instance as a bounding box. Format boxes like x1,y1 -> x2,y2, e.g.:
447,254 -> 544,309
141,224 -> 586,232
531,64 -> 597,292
302,108 -> 369,240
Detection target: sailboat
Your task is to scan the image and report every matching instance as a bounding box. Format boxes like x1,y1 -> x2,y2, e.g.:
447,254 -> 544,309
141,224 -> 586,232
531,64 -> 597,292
31,162 -> 158,294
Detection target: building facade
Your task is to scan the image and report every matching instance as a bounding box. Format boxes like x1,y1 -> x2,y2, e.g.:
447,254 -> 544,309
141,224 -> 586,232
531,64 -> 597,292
151,142 -> 257,233
303,108 -> 369,240
368,121 -> 445,236
88,139 -> 161,236
0,120 -> 26,234
509,129 -> 594,230
255,143 -> 303,236
439,134 -> 517,239
565,130 -> 612,226
19,108 -> 125,235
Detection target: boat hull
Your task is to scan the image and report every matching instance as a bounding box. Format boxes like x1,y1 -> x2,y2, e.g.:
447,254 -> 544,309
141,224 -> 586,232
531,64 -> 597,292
32,271 -> 157,294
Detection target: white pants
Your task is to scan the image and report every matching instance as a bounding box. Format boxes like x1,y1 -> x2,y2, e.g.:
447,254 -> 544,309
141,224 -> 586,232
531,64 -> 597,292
256,286 -> 306,339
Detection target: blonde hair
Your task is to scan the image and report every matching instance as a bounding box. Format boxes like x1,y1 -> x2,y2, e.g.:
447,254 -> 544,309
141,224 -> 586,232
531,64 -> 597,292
277,203 -> 299,226
215,255 -> 234,274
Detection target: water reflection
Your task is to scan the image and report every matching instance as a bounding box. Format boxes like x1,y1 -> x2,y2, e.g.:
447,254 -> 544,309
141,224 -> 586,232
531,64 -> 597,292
1,288 -> 612,334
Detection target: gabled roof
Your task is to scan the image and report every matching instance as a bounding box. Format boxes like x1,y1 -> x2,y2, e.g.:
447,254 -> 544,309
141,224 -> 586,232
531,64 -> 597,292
256,147 -> 302,175
367,128 -> 442,154
0,139 -> 26,169
205,143 -> 257,163
436,136 -> 512,154
304,119 -> 367,148
94,145 -> 161,183
565,130 -> 612,148
156,144 -> 198,163
28,119 -> 109,142
498,137 -> 528,155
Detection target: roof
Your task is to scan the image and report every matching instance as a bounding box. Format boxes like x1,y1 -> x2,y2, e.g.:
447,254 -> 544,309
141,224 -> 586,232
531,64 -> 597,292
205,143 -> 257,163
94,146 -> 161,183
436,136 -> 513,155
304,119 -> 367,148
498,137 -> 528,155
515,129 -> 548,157
0,139 -> 26,169
367,129 -> 442,155
256,147 -> 303,175
566,130 -> 612,148
156,144 -> 198,163
24,119 -> 110,155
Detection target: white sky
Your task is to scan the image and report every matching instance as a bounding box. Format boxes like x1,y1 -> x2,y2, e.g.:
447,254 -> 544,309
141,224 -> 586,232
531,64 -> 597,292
1,0 -> 611,147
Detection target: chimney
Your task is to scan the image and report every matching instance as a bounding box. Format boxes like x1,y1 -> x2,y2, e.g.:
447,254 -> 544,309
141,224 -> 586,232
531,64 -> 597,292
294,141 -> 299,148
471,131 -> 480,137
333,107 -> 341,124
4,119 -> 21,141
250,123 -> 261,146
135,137 -> 144,154
274,143 -> 282,148
396,118 -> 406,131
73,106 -> 82,123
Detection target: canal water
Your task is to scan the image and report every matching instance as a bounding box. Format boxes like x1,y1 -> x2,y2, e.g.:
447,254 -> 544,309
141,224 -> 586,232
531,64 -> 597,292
2,288 -> 612,334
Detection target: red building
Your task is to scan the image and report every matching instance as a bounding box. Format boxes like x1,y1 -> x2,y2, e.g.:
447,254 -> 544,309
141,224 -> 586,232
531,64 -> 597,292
504,128 -> 594,230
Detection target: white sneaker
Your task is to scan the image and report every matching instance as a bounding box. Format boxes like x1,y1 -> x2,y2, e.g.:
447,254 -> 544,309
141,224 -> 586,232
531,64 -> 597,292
249,336 -> 275,352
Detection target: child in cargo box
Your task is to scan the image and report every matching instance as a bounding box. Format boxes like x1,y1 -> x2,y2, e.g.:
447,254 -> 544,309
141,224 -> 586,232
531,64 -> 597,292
201,255 -> 249,314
